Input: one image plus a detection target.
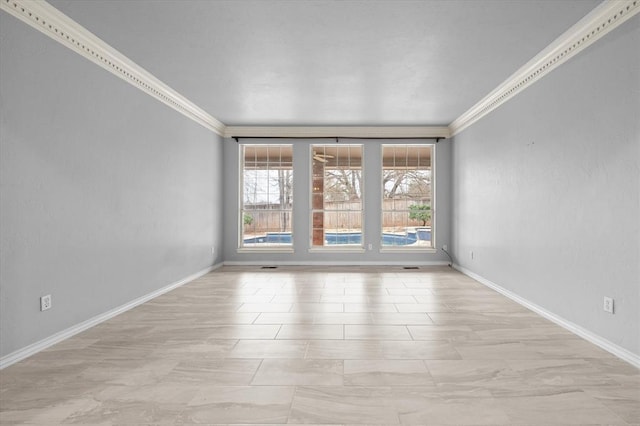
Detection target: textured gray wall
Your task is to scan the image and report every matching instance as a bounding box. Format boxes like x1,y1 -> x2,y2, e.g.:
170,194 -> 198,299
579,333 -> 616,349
223,138 -> 452,264
0,15 -> 223,357
451,16 -> 639,355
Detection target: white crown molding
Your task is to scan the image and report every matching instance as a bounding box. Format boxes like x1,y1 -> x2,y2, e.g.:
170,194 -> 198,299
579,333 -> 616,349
3,0 -> 637,140
224,126 -> 451,139
449,0 -> 640,136
453,264 -> 640,369
0,263 -> 222,369
0,0 -> 226,136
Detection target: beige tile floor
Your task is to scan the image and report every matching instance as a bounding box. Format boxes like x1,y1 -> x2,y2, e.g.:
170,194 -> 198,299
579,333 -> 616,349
1,266 -> 638,425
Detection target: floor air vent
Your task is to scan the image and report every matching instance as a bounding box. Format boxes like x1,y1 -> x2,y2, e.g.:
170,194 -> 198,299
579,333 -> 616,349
403,266 -> 419,270
261,266 -> 278,269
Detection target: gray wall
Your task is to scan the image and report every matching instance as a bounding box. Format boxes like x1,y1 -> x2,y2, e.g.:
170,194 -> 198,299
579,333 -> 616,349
0,15 -> 223,357
451,16 -> 639,355
223,138 -> 452,264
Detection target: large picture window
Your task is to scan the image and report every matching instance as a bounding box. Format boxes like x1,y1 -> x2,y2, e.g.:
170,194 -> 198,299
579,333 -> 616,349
382,144 -> 434,248
311,145 -> 363,248
240,145 -> 293,249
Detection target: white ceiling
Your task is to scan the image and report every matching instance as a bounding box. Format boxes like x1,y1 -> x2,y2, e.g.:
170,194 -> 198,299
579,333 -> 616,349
49,0 -> 600,127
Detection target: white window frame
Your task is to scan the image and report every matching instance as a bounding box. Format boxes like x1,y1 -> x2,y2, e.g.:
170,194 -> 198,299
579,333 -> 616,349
238,144 -> 294,253
308,144 -> 365,252
380,143 -> 437,253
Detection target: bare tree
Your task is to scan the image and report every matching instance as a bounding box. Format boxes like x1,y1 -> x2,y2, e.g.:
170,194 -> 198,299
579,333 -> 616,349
325,169 -> 362,201
383,170 -> 406,198
383,170 -> 431,199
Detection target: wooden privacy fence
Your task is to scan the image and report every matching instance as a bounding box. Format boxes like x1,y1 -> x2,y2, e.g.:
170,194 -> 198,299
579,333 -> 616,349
244,199 -> 431,233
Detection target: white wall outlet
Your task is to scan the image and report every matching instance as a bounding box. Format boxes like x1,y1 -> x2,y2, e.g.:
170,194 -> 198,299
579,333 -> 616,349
603,297 -> 614,314
442,244 -> 448,251
470,250 -> 474,260
40,294 -> 52,311
368,243 -> 373,251
211,246 -> 216,255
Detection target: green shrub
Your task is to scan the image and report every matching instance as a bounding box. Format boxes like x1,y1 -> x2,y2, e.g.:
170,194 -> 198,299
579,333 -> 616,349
409,204 -> 431,226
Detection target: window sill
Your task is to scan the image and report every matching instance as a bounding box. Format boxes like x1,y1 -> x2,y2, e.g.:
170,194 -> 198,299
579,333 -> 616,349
237,247 -> 294,254
308,247 -> 366,254
380,247 -> 438,254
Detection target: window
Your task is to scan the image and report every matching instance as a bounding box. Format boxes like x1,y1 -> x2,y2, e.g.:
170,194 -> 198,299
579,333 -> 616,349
311,145 -> 363,248
382,144 -> 434,248
240,145 -> 293,249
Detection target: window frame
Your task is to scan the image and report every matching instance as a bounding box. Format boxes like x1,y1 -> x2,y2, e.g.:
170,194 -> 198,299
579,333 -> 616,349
308,144 -> 365,253
237,144 -> 294,253
380,143 -> 437,253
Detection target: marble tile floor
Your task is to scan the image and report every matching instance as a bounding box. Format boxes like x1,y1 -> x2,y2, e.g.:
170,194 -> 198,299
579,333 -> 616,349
1,266 -> 638,425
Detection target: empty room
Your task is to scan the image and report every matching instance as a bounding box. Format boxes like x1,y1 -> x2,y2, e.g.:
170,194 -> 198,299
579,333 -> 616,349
0,0 -> 638,424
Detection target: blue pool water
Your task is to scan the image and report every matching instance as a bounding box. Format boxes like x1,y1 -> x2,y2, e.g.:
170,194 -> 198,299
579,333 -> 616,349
243,233 -> 291,244
244,230 -> 431,246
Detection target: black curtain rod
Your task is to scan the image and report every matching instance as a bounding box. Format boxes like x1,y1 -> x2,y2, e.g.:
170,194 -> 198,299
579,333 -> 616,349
232,136 -> 444,143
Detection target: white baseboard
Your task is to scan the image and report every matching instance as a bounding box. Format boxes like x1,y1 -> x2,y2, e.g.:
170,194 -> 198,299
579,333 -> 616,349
0,262 -> 223,370
453,264 -> 640,369
223,260 -> 450,267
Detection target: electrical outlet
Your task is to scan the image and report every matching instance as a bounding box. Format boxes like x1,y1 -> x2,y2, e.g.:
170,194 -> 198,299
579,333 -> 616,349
40,294 -> 52,311
368,243 -> 373,251
603,297 -> 614,314
211,246 -> 216,255
470,250 -> 474,260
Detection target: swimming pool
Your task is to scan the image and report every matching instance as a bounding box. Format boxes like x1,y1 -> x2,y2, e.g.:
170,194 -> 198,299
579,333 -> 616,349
243,230 -> 431,246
